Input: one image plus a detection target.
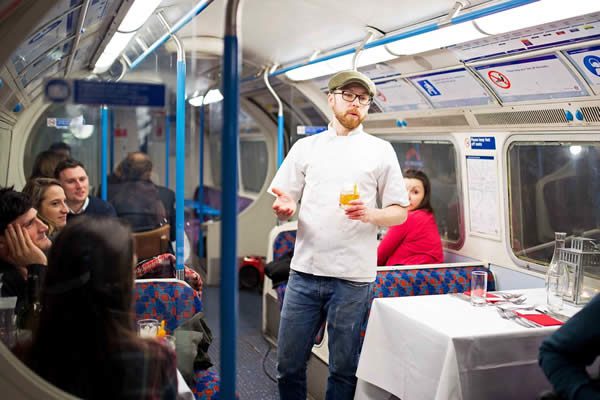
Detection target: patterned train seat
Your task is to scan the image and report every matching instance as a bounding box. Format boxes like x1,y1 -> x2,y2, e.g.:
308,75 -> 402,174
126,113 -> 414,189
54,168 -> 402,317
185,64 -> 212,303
133,279 -> 228,399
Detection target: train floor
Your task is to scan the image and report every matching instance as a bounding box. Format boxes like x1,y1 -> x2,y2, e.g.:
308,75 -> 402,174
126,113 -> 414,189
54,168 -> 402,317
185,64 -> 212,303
202,285 -> 279,399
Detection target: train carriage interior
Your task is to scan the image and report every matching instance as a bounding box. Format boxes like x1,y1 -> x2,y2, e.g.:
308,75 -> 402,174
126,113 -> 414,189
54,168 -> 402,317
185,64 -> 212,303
1,0 -> 600,399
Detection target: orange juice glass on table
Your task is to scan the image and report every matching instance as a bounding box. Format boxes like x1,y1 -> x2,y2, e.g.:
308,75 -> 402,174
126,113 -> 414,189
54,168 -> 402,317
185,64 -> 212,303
339,183 -> 360,208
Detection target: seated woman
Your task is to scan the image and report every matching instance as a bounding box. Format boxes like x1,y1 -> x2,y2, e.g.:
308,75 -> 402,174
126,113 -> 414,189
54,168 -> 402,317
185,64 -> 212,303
538,294 -> 600,400
22,178 -> 68,241
16,218 -> 178,399
377,169 -> 443,266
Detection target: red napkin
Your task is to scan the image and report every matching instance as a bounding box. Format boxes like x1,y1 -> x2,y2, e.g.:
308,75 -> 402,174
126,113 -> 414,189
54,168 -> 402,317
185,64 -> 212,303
462,291 -> 503,303
516,312 -> 564,326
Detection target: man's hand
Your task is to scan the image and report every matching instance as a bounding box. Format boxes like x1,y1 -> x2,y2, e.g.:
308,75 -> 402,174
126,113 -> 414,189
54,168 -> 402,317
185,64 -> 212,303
272,187 -> 297,221
5,224 -> 47,267
344,200 -> 372,224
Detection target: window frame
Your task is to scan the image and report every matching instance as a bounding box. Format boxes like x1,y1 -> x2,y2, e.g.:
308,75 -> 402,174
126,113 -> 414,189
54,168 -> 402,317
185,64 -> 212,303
503,132 -> 600,273
381,134 -> 466,250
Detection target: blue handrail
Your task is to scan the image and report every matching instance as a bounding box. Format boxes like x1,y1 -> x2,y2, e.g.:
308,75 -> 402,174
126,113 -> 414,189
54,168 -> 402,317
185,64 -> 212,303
129,0 -> 214,70
175,58 -> 186,275
197,105 -> 205,257
100,105 -> 108,201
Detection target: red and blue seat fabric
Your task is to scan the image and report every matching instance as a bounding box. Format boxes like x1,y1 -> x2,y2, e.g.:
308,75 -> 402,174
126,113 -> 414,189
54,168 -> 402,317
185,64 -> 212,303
134,279 -> 227,399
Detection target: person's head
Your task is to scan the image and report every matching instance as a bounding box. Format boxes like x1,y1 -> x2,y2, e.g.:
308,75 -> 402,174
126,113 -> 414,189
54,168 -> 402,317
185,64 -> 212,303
403,169 -> 433,213
28,218 -> 136,396
55,159 -> 89,207
30,150 -> 67,179
48,142 -> 71,158
327,70 -> 376,131
0,187 -> 51,260
120,152 -> 153,181
22,178 -> 69,234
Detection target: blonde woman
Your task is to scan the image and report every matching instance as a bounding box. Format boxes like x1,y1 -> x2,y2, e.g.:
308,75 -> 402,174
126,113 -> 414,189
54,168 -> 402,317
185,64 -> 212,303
22,178 -> 69,240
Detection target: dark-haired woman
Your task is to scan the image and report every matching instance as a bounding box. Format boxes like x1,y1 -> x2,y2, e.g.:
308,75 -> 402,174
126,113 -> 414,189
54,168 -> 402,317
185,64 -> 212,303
377,169 -> 443,266
17,218 -> 177,399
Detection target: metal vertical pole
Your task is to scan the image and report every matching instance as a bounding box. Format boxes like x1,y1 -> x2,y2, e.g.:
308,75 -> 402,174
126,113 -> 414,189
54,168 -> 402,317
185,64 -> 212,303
165,115 -> 171,188
197,104 -> 205,258
221,1 -> 241,398
100,105 -> 108,201
174,35 -> 186,279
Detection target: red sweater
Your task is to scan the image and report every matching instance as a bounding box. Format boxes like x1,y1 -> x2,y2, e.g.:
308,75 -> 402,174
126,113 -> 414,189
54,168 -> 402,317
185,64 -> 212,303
377,209 -> 443,266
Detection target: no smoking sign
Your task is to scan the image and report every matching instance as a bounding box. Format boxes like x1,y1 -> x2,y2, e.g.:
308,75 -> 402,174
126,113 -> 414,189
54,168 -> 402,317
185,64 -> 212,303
488,70 -> 511,89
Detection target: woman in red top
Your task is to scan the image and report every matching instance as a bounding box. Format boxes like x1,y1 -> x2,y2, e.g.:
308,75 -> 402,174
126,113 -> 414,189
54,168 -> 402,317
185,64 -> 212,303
377,169 -> 443,266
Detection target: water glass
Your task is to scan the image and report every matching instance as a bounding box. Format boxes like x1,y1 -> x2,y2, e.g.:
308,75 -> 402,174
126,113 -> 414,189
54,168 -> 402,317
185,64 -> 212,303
138,319 -> 160,338
0,297 -> 17,348
471,271 -> 488,307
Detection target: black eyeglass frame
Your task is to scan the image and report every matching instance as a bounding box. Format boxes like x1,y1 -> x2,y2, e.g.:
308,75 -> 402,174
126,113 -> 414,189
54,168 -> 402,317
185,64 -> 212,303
331,90 -> 373,106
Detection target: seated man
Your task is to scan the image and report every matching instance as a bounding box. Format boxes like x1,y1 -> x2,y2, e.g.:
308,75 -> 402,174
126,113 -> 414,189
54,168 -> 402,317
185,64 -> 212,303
0,187 -> 50,316
54,159 -> 116,221
109,152 -> 174,236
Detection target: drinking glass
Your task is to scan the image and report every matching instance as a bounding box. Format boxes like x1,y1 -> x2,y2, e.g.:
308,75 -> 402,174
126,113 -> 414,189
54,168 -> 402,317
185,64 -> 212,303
339,183 -> 359,208
0,297 -> 17,348
471,271 -> 487,307
138,319 -> 160,338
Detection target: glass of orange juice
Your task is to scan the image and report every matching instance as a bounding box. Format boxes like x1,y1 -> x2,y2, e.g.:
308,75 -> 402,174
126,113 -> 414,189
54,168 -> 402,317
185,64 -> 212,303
339,183 -> 360,208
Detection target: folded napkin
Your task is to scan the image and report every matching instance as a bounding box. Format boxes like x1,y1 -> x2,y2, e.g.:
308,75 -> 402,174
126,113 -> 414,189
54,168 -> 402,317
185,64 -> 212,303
516,311 -> 564,326
463,291 -> 503,303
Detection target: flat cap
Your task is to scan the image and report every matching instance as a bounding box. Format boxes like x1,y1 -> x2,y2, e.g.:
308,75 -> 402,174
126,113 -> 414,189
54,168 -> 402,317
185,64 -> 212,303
328,70 -> 376,97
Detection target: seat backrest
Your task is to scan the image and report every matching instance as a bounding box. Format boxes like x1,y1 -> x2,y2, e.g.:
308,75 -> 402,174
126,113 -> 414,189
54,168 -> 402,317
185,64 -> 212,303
132,224 -> 170,261
373,264 -> 496,299
134,278 -> 203,333
272,231 -> 297,261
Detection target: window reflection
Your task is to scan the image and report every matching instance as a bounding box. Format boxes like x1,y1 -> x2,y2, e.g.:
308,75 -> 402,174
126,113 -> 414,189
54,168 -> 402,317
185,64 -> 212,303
508,141 -> 600,265
390,141 -> 463,248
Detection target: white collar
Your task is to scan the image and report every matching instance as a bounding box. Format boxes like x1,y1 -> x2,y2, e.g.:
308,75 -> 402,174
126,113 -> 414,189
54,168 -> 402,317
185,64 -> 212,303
69,196 -> 90,214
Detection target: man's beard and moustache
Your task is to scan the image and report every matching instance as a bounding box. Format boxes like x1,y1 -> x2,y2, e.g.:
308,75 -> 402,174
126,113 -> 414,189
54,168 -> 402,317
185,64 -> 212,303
334,109 -> 365,130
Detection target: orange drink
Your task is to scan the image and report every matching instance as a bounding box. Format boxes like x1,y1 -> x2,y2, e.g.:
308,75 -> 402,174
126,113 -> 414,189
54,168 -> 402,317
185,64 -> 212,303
339,183 -> 360,208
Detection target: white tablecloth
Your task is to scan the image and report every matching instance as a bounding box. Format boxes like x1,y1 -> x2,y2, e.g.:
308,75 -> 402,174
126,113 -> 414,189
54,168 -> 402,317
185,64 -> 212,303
355,288 -> 582,400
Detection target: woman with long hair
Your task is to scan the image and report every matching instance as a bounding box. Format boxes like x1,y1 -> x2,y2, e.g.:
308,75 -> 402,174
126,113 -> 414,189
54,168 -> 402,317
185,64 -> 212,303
18,218 -> 177,399
22,178 -> 68,240
377,169 -> 443,266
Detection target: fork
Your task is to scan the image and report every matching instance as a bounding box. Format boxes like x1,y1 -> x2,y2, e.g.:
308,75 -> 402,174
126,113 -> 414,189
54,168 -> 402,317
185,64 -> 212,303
497,308 -> 540,328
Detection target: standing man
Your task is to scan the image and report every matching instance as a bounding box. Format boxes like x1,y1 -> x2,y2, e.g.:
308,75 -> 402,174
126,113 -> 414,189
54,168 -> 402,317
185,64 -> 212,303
54,159 -> 116,221
0,187 -> 50,316
270,70 -> 409,399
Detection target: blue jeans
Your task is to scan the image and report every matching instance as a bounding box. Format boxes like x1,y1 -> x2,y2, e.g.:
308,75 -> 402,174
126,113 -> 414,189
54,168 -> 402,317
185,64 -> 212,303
277,270 -> 373,400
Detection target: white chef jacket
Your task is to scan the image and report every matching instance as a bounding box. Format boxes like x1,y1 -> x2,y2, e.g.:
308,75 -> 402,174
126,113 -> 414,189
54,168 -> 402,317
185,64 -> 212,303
269,124 -> 409,282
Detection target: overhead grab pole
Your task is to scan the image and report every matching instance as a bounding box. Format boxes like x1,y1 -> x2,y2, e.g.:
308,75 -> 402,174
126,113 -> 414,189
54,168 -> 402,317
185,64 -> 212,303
263,65 -> 284,167
129,0 -> 214,70
221,0 -> 242,398
270,0 -> 537,77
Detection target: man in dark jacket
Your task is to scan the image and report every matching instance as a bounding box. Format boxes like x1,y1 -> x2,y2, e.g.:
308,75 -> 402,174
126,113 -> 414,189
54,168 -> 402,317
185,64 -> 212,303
109,152 -> 175,237
0,187 -> 49,316
539,294 -> 600,400
55,159 -> 116,221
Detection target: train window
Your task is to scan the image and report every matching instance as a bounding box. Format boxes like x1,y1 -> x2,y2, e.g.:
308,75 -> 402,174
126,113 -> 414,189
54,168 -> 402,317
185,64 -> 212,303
207,102 -> 269,194
240,139 -> 268,193
24,103 -> 101,187
508,141 -> 600,267
389,140 -> 463,248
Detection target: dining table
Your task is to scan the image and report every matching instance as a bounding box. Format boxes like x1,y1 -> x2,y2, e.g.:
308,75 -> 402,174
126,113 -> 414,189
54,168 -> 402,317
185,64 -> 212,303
354,288 -> 583,400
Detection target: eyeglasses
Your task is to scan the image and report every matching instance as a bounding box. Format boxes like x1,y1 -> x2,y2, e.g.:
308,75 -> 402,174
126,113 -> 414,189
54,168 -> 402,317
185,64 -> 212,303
332,90 -> 373,106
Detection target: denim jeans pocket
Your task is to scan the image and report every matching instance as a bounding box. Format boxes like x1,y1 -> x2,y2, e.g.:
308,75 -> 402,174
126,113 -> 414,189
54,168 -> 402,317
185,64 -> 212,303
340,279 -> 371,288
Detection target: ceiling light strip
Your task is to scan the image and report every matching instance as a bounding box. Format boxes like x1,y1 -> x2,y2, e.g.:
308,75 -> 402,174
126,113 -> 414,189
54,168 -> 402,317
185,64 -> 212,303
270,0 -> 538,78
